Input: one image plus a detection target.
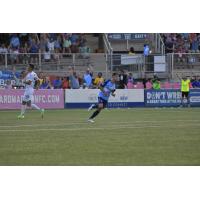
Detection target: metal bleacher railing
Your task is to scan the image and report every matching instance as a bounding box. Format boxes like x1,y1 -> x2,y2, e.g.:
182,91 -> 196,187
0,52 -> 200,80
0,53 -> 109,77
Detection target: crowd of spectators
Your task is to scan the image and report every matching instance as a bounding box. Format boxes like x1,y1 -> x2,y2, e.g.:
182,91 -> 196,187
0,33 -> 90,65
1,67 -> 200,90
161,33 -> 200,54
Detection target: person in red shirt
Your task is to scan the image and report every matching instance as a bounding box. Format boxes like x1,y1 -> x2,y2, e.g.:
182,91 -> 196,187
62,77 -> 70,89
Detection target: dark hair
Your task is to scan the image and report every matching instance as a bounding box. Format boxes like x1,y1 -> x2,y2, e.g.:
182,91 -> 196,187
98,72 -> 102,76
130,47 -> 135,53
112,73 -> 118,77
29,64 -> 34,70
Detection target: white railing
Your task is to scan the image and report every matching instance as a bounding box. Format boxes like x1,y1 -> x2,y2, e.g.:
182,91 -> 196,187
155,33 -> 165,55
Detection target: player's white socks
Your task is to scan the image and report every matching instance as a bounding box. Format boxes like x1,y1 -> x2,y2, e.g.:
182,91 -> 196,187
31,104 -> 41,111
21,105 -> 26,115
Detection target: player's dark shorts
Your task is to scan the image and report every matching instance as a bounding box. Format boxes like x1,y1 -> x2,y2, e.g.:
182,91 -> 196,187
98,97 -> 108,108
182,91 -> 189,98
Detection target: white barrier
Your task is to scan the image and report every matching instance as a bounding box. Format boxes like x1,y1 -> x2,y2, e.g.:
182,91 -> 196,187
65,89 -> 144,108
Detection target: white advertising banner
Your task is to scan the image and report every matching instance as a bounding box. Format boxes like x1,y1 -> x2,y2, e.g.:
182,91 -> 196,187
65,89 -> 144,108
65,89 -> 144,103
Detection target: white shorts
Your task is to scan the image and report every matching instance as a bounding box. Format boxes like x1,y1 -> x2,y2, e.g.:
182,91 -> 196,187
22,88 -> 34,102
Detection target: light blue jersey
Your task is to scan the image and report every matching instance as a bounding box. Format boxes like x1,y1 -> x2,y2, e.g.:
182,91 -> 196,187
98,80 -> 116,101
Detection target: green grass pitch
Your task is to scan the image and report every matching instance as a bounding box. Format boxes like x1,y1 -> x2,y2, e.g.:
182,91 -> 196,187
0,108 -> 200,165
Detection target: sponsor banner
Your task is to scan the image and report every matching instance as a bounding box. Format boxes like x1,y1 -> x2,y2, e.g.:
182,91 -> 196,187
107,33 -> 148,40
0,70 -> 20,80
145,89 -> 181,107
145,89 -> 200,107
0,89 -> 64,109
65,89 -> 144,108
190,89 -> 200,106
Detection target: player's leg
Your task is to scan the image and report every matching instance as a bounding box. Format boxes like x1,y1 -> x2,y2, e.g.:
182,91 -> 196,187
88,107 -> 103,122
88,103 -> 98,111
18,101 -> 27,119
29,94 -> 45,118
180,92 -> 185,107
88,98 -> 107,122
186,92 -> 190,107
18,91 -> 29,118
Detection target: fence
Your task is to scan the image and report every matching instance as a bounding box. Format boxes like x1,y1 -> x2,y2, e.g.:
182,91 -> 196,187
0,53 -> 109,77
1,53 -> 200,79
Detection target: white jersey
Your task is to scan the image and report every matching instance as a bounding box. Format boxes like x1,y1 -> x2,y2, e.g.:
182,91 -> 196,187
22,71 -> 39,102
24,71 -> 39,90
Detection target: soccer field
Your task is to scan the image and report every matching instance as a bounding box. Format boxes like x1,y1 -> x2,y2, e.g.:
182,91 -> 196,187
0,108 -> 200,165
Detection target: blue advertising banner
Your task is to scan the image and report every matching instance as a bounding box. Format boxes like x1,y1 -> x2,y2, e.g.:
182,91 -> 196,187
145,89 -> 181,107
0,70 -> 20,80
145,89 -> 200,107
190,89 -> 200,106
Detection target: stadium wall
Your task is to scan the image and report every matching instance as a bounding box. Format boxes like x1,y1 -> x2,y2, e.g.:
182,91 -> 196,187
1,89 -> 200,110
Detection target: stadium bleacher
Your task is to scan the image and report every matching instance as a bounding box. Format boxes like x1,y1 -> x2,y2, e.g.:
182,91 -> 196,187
1,33 -> 200,87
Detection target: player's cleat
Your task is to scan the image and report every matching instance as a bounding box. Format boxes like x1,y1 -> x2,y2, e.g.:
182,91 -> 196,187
88,119 -> 95,123
17,115 -> 25,119
88,104 -> 95,111
41,109 -> 45,118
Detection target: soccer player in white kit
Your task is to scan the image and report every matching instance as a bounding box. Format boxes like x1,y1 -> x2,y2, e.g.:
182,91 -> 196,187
18,64 -> 44,119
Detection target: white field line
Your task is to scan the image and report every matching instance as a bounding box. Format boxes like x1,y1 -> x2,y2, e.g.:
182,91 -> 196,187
0,119 -> 199,129
0,123 -> 200,132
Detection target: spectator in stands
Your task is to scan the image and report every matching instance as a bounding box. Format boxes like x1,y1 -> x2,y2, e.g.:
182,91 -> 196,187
70,34 -> 79,53
191,76 -> 200,88
129,47 -> 135,55
54,35 -> 62,53
79,34 -> 87,47
62,35 -> 71,54
5,80 -> 12,89
62,77 -> 70,89
175,45 -> 186,63
47,37 -> 55,54
39,33 -> 48,55
142,76 -> 147,89
127,73 -> 134,89
0,44 -> 8,64
10,34 -> 20,49
118,70 -> 127,89
94,72 -> 104,87
165,36 -> 174,53
44,46 -> 51,62
143,44 -> 150,56
40,77 -> 52,89
53,76 -> 62,89
83,68 -> 93,88
146,78 -> 153,89
9,47 -> 19,64
29,38 -> 39,63
70,34 -> 79,45
69,72 -> 80,89
152,75 -> 160,90
191,36 -> 199,52
19,42 -> 29,64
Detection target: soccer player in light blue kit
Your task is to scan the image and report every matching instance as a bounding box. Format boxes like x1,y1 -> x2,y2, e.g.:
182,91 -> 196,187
88,73 -> 118,123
